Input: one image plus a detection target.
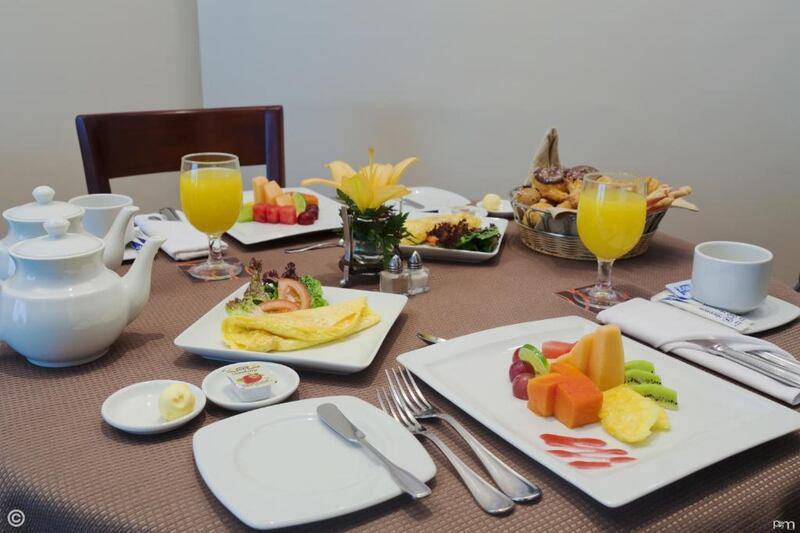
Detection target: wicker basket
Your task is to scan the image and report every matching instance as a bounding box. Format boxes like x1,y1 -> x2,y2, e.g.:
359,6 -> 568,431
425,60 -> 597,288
510,186 -> 668,261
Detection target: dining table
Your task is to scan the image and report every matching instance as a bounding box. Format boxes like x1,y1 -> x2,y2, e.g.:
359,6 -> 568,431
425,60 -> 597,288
1,224 -> 798,532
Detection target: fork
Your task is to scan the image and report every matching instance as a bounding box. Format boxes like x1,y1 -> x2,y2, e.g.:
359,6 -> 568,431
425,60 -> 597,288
387,368 -> 541,502
377,387 -> 514,515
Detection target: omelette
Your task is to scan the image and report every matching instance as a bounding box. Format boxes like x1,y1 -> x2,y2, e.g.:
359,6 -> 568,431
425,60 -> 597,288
221,297 -> 381,352
402,213 -> 482,245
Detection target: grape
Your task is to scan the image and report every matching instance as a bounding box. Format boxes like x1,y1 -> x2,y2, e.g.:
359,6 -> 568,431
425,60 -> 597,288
306,204 -> 319,219
512,373 -> 533,400
512,347 -> 521,362
297,211 -> 315,225
509,359 -> 533,381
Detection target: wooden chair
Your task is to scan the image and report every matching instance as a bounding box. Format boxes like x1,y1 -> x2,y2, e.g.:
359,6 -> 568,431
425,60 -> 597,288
75,106 -> 285,193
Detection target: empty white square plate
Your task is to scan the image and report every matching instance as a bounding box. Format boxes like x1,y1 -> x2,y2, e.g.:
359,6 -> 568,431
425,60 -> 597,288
386,186 -> 470,212
398,315 -> 800,507
174,285 -> 407,373
193,395 -> 436,529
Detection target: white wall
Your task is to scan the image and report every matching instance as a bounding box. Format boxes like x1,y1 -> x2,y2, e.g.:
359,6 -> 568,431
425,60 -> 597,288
198,0 -> 799,285
0,0 -> 202,231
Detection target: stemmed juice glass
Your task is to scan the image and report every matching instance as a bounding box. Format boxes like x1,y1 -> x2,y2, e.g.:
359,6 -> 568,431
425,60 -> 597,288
575,172 -> 646,308
179,152 -> 243,280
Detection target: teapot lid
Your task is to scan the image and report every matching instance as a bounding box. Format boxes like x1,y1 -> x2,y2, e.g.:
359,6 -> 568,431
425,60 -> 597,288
3,186 -> 83,222
11,218 -> 102,260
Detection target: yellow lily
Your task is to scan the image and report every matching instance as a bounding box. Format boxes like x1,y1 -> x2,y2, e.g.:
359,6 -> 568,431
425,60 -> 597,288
302,148 -> 418,212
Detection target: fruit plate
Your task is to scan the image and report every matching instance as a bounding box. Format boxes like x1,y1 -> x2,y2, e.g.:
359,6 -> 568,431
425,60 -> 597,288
226,187 -> 341,245
174,285 -> 407,374
193,395 -> 436,530
397,315 -> 800,507
398,214 -> 508,263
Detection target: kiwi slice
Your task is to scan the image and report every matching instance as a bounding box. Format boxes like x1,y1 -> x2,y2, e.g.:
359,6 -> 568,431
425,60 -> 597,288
624,360 -> 655,373
625,368 -> 662,385
629,384 -> 678,411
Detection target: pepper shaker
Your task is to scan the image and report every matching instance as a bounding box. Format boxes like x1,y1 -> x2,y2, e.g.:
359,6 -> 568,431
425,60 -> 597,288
379,254 -> 410,295
406,251 -> 430,295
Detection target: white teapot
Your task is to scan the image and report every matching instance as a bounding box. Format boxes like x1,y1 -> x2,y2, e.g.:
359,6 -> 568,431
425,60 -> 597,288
0,185 -> 137,280
0,218 -> 166,367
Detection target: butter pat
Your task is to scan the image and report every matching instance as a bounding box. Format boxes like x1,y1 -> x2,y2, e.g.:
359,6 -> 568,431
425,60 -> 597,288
159,383 -> 195,421
481,193 -> 502,210
224,363 -> 277,402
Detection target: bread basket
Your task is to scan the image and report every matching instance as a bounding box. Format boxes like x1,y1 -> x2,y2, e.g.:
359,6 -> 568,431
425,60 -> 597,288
509,185 -> 668,261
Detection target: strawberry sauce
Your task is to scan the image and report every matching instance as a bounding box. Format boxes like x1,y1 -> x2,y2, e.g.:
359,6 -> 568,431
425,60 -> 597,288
540,433 -> 636,469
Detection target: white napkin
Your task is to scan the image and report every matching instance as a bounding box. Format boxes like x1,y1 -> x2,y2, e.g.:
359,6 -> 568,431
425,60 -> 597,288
134,212 -> 227,261
597,298 -> 800,405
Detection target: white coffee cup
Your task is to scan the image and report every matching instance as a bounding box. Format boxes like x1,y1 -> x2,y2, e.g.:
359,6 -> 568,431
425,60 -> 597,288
691,241 -> 772,313
69,193 -> 136,242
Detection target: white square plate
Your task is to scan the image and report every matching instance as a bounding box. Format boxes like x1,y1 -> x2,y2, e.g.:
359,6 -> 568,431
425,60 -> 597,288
398,315 -> 800,507
399,214 -> 508,263
174,285 -> 407,373
193,395 -> 436,530
386,186 -> 470,212
226,187 -> 341,245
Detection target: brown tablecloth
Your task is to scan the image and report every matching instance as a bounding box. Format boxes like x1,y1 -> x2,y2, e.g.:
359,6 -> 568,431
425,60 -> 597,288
2,226 -> 799,532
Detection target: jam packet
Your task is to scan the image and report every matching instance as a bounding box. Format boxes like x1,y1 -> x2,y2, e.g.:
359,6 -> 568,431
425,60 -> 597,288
658,280 -> 754,332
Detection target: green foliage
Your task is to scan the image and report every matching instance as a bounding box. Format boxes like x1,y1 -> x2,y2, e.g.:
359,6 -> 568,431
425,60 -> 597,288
338,190 -> 410,266
300,275 -> 328,308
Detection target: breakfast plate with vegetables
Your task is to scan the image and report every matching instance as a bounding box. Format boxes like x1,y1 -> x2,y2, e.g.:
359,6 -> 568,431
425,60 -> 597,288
226,181 -> 341,245
399,212 -> 508,263
174,260 -> 408,373
398,315 -> 800,507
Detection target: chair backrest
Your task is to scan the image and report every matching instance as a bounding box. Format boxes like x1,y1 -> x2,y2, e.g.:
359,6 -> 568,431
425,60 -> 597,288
75,106 -> 285,193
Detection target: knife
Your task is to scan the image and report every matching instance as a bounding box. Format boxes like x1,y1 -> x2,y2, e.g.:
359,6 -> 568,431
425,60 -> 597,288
159,207 -> 180,221
670,338 -> 800,388
401,198 -> 426,209
317,403 -> 431,500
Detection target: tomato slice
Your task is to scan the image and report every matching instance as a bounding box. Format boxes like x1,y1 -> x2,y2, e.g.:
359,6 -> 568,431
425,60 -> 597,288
542,341 -> 576,359
278,278 -> 311,309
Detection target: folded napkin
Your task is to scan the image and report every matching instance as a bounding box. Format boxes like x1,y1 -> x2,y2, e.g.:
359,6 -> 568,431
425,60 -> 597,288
134,212 -> 227,261
597,298 -> 800,405
526,127 -> 561,185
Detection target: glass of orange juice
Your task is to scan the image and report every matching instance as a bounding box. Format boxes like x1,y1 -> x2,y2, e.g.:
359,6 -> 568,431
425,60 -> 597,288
575,172 -> 646,308
180,153 -> 243,280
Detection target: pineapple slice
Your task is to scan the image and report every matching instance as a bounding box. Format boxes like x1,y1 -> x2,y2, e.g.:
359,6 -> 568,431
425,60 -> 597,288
599,385 -> 660,443
652,408 -> 671,431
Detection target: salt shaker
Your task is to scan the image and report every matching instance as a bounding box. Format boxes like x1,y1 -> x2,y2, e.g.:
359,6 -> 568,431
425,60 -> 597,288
379,254 -> 410,295
406,251 -> 430,295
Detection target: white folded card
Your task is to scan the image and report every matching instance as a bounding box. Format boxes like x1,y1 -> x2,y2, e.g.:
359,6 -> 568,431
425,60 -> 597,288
597,298 -> 800,405
134,212 -> 227,261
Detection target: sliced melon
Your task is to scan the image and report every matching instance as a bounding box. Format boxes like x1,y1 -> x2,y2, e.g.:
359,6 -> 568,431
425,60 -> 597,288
587,324 -> 625,391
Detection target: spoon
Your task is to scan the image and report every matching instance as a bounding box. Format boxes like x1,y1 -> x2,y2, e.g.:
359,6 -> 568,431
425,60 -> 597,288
284,239 -> 344,254
417,332 -> 447,345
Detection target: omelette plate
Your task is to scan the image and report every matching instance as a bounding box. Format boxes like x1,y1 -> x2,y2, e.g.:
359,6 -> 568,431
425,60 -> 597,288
175,285 -> 407,374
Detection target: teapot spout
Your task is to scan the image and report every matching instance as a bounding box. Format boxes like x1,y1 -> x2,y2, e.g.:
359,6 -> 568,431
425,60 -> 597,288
122,236 -> 166,325
102,205 -> 139,270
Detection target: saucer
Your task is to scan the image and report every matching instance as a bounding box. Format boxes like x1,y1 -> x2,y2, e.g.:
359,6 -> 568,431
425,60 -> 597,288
101,380 -> 205,435
202,362 -> 300,411
480,199 -> 513,218
651,291 -> 800,334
